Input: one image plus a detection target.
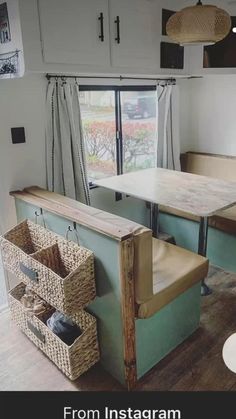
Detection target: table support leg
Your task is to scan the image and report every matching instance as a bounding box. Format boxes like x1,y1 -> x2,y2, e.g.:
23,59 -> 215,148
150,203 -> 159,238
198,216 -> 211,296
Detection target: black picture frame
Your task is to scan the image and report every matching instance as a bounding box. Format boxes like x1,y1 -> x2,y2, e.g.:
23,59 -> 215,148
160,42 -> 184,69
0,2 -> 11,44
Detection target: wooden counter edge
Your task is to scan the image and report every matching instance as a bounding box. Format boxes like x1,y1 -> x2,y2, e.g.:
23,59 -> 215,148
10,190 -> 133,242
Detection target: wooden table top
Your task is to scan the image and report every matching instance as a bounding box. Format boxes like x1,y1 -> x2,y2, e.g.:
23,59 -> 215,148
95,168 -> 236,217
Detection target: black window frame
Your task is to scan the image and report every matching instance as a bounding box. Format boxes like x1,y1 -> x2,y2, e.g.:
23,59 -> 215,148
80,85 -> 157,190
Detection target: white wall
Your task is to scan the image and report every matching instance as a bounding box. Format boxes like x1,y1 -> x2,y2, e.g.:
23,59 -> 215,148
179,78 -> 192,152
0,73 -> 47,232
179,75 -> 236,156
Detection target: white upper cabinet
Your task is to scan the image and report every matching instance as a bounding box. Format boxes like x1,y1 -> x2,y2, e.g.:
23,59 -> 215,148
38,0 -> 110,66
109,0 -> 159,70
19,0 -> 190,74
37,0 -> 160,71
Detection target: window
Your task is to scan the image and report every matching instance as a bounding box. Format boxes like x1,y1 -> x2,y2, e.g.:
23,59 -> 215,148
120,91 -> 157,173
80,86 -> 157,184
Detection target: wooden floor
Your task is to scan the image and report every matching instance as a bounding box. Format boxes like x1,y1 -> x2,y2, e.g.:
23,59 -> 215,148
1,266 -> 236,391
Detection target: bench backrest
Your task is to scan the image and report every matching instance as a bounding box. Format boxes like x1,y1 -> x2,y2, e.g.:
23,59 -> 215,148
181,152 -> 236,182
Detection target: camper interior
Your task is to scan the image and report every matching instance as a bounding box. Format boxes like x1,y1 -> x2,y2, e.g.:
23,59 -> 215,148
1,0 -> 236,392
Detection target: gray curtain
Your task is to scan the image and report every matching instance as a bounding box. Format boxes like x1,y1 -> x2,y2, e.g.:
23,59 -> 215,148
157,84 -> 181,171
46,78 -> 90,205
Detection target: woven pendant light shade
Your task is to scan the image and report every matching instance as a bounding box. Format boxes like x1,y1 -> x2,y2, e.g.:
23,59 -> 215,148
166,2 -> 231,45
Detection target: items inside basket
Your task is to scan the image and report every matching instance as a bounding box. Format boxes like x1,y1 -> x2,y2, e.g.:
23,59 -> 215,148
21,285 -> 53,322
19,284 -> 82,345
46,311 -> 82,345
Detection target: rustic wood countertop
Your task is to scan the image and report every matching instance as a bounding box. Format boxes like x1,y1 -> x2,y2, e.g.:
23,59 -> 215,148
10,186 -> 149,241
96,168 -> 236,217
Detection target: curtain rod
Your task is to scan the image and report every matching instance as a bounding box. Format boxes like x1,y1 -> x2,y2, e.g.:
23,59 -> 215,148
46,74 -> 202,82
46,74 -> 176,82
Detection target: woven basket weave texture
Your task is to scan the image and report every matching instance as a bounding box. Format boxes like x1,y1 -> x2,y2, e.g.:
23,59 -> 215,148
9,283 -> 100,380
0,220 -> 96,314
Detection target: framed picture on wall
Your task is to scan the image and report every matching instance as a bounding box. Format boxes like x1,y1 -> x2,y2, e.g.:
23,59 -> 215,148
0,2 -> 11,44
161,42 -> 184,69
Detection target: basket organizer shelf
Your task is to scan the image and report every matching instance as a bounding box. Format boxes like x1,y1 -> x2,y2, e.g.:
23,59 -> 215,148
0,50 -> 19,76
0,219 -> 100,380
0,219 -> 96,313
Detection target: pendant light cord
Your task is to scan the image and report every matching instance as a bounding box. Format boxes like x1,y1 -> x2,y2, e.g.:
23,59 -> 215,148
196,0 -> 203,5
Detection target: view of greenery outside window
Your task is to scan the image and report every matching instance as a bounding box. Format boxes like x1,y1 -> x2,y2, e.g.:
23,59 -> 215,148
80,88 -> 157,184
121,91 -> 157,173
80,91 -> 116,182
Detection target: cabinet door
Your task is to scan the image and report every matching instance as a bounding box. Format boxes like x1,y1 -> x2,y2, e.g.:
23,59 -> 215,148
38,0 -> 110,66
109,0 -> 159,70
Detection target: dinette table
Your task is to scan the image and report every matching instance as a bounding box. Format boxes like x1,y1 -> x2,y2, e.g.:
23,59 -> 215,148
95,168 -> 236,296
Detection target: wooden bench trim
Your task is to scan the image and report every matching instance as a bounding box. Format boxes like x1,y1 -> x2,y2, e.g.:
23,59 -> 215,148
120,238 -> 137,390
10,189 -> 134,241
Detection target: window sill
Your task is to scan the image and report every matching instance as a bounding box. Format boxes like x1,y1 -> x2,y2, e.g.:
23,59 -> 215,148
89,183 -> 99,190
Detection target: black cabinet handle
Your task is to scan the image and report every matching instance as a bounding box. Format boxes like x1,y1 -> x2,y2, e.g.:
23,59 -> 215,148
115,16 -> 120,44
98,12 -> 104,42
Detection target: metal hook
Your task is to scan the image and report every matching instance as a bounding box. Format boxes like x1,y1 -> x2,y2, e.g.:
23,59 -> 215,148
34,208 -> 46,227
35,208 -> 43,218
65,223 -> 79,244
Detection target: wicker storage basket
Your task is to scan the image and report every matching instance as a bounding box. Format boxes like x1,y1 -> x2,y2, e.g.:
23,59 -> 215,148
0,219 -> 57,277
9,283 -> 100,380
0,220 -> 96,314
